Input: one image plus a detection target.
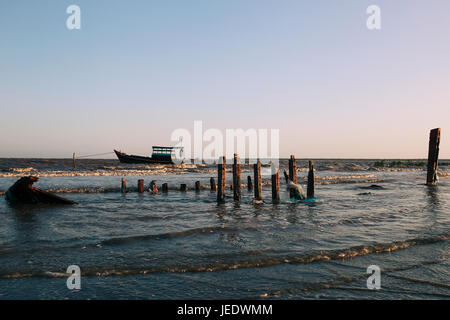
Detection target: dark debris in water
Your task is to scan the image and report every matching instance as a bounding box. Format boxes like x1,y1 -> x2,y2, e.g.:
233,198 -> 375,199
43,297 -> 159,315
358,184 -> 385,190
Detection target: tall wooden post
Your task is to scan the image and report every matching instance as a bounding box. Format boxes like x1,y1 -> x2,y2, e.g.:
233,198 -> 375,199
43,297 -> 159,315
271,165 -> 280,203
121,178 -> 127,193
247,176 -> 253,191
307,160 -> 315,198
162,183 -> 168,193
254,160 -> 262,200
217,156 -> 226,203
288,155 -> 297,183
195,181 -> 201,192
283,170 -> 289,184
289,155 -> 297,197
427,128 -> 441,186
210,177 -> 216,191
233,154 -> 241,201
138,179 -> 144,193
73,152 -> 76,169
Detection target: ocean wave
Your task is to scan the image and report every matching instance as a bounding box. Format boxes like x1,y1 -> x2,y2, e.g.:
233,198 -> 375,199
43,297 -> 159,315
2,234 -> 448,279
0,225 -> 249,257
254,258 -> 449,298
314,178 -> 386,185
0,175 -> 384,196
100,225 -> 244,246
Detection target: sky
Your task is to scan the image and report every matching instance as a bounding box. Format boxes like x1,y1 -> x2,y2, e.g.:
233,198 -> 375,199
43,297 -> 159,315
0,0 -> 449,159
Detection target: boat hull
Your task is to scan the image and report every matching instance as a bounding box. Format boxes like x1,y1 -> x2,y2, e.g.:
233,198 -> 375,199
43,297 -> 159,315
114,150 -> 175,164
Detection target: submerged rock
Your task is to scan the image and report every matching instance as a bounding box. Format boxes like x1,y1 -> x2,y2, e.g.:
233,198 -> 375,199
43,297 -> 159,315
359,184 -> 385,190
5,176 -> 77,205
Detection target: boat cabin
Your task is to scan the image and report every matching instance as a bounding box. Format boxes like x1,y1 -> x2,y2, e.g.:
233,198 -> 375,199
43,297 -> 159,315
151,146 -> 184,163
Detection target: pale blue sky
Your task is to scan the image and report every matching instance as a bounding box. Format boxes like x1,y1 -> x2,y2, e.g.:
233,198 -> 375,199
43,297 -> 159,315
0,0 -> 449,158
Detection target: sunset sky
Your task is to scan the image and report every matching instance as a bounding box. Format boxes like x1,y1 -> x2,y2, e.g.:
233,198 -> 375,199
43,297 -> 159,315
1,0 -> 449,158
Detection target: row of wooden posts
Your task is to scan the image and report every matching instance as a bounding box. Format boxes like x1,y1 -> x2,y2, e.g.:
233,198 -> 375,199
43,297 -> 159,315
121,154 -> 315,204
118,127 -> 441,201
218,154 -> 314,203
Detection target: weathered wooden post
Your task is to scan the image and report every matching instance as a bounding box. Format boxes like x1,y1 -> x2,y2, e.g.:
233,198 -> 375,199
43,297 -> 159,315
247,176 -> 253,191
307,160 -> 315,198
254,160 -> 262,200
210,177 -> 216,191
149,180 -> 157,194
283,170 -> 289,184
138,179 -> 144,193
121,178 -> 127,193
162,183 -> 169,193
288,155 -> 297,183
233,154 -> 241,201
195,181 -> 201,192
289,155 -> 297,197
271,165 -> 280,203
217,156 -> 226,203
427,128 -> 441,186
180,184 -> 187,192
73,152 -> 76,169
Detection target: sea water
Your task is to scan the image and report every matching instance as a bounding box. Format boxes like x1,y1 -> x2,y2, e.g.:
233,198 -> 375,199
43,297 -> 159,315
0,159 -> 449,299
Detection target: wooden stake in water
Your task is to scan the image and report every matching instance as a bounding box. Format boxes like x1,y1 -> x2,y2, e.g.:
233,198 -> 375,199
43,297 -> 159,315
180,184 -> 187,192
289,155 -> 297,183
283,170 -> 289,184
271,165 -> 280,204
288,155 -> 297,198
254,160 -> 262,200
73,152 -> 76,169
210,177 -> 216,191
138,179 -> 144,193
217,156 -> 226,203
427,128 -> 441,186
162,183 -> 169,193
233,154 -> 241,201
121,178 -> 127,193
195,181 -> 201,192
307,160 -> 315,198
247,176 -> 253,191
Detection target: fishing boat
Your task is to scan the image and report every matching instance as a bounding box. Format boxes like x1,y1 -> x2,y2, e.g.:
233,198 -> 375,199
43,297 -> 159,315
114,146 -> 184,164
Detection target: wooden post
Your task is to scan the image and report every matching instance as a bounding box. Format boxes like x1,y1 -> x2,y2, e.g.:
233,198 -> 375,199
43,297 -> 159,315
217,156 -> 226,203
271,165 -> 280,203
254,160 -> 262,200
307,160 -> 315,198
180,184 -> 187,192
73,152 -> 76,169
138,179 -> 144,193
195,181 -> 201,192
233,154 -> 241,201
121,178 -> 127,193
283,170 -> 289,184
149,180 -> 157,194
247,176 -> 253,191
289,155 -> 297,183
162,183 -> 168,193
427,128 -> 441,186
210,177 -> 216,191
289,155 -> 297,197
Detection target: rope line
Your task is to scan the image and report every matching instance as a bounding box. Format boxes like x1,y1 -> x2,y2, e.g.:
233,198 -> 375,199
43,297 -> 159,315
76,152 -> 115,158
